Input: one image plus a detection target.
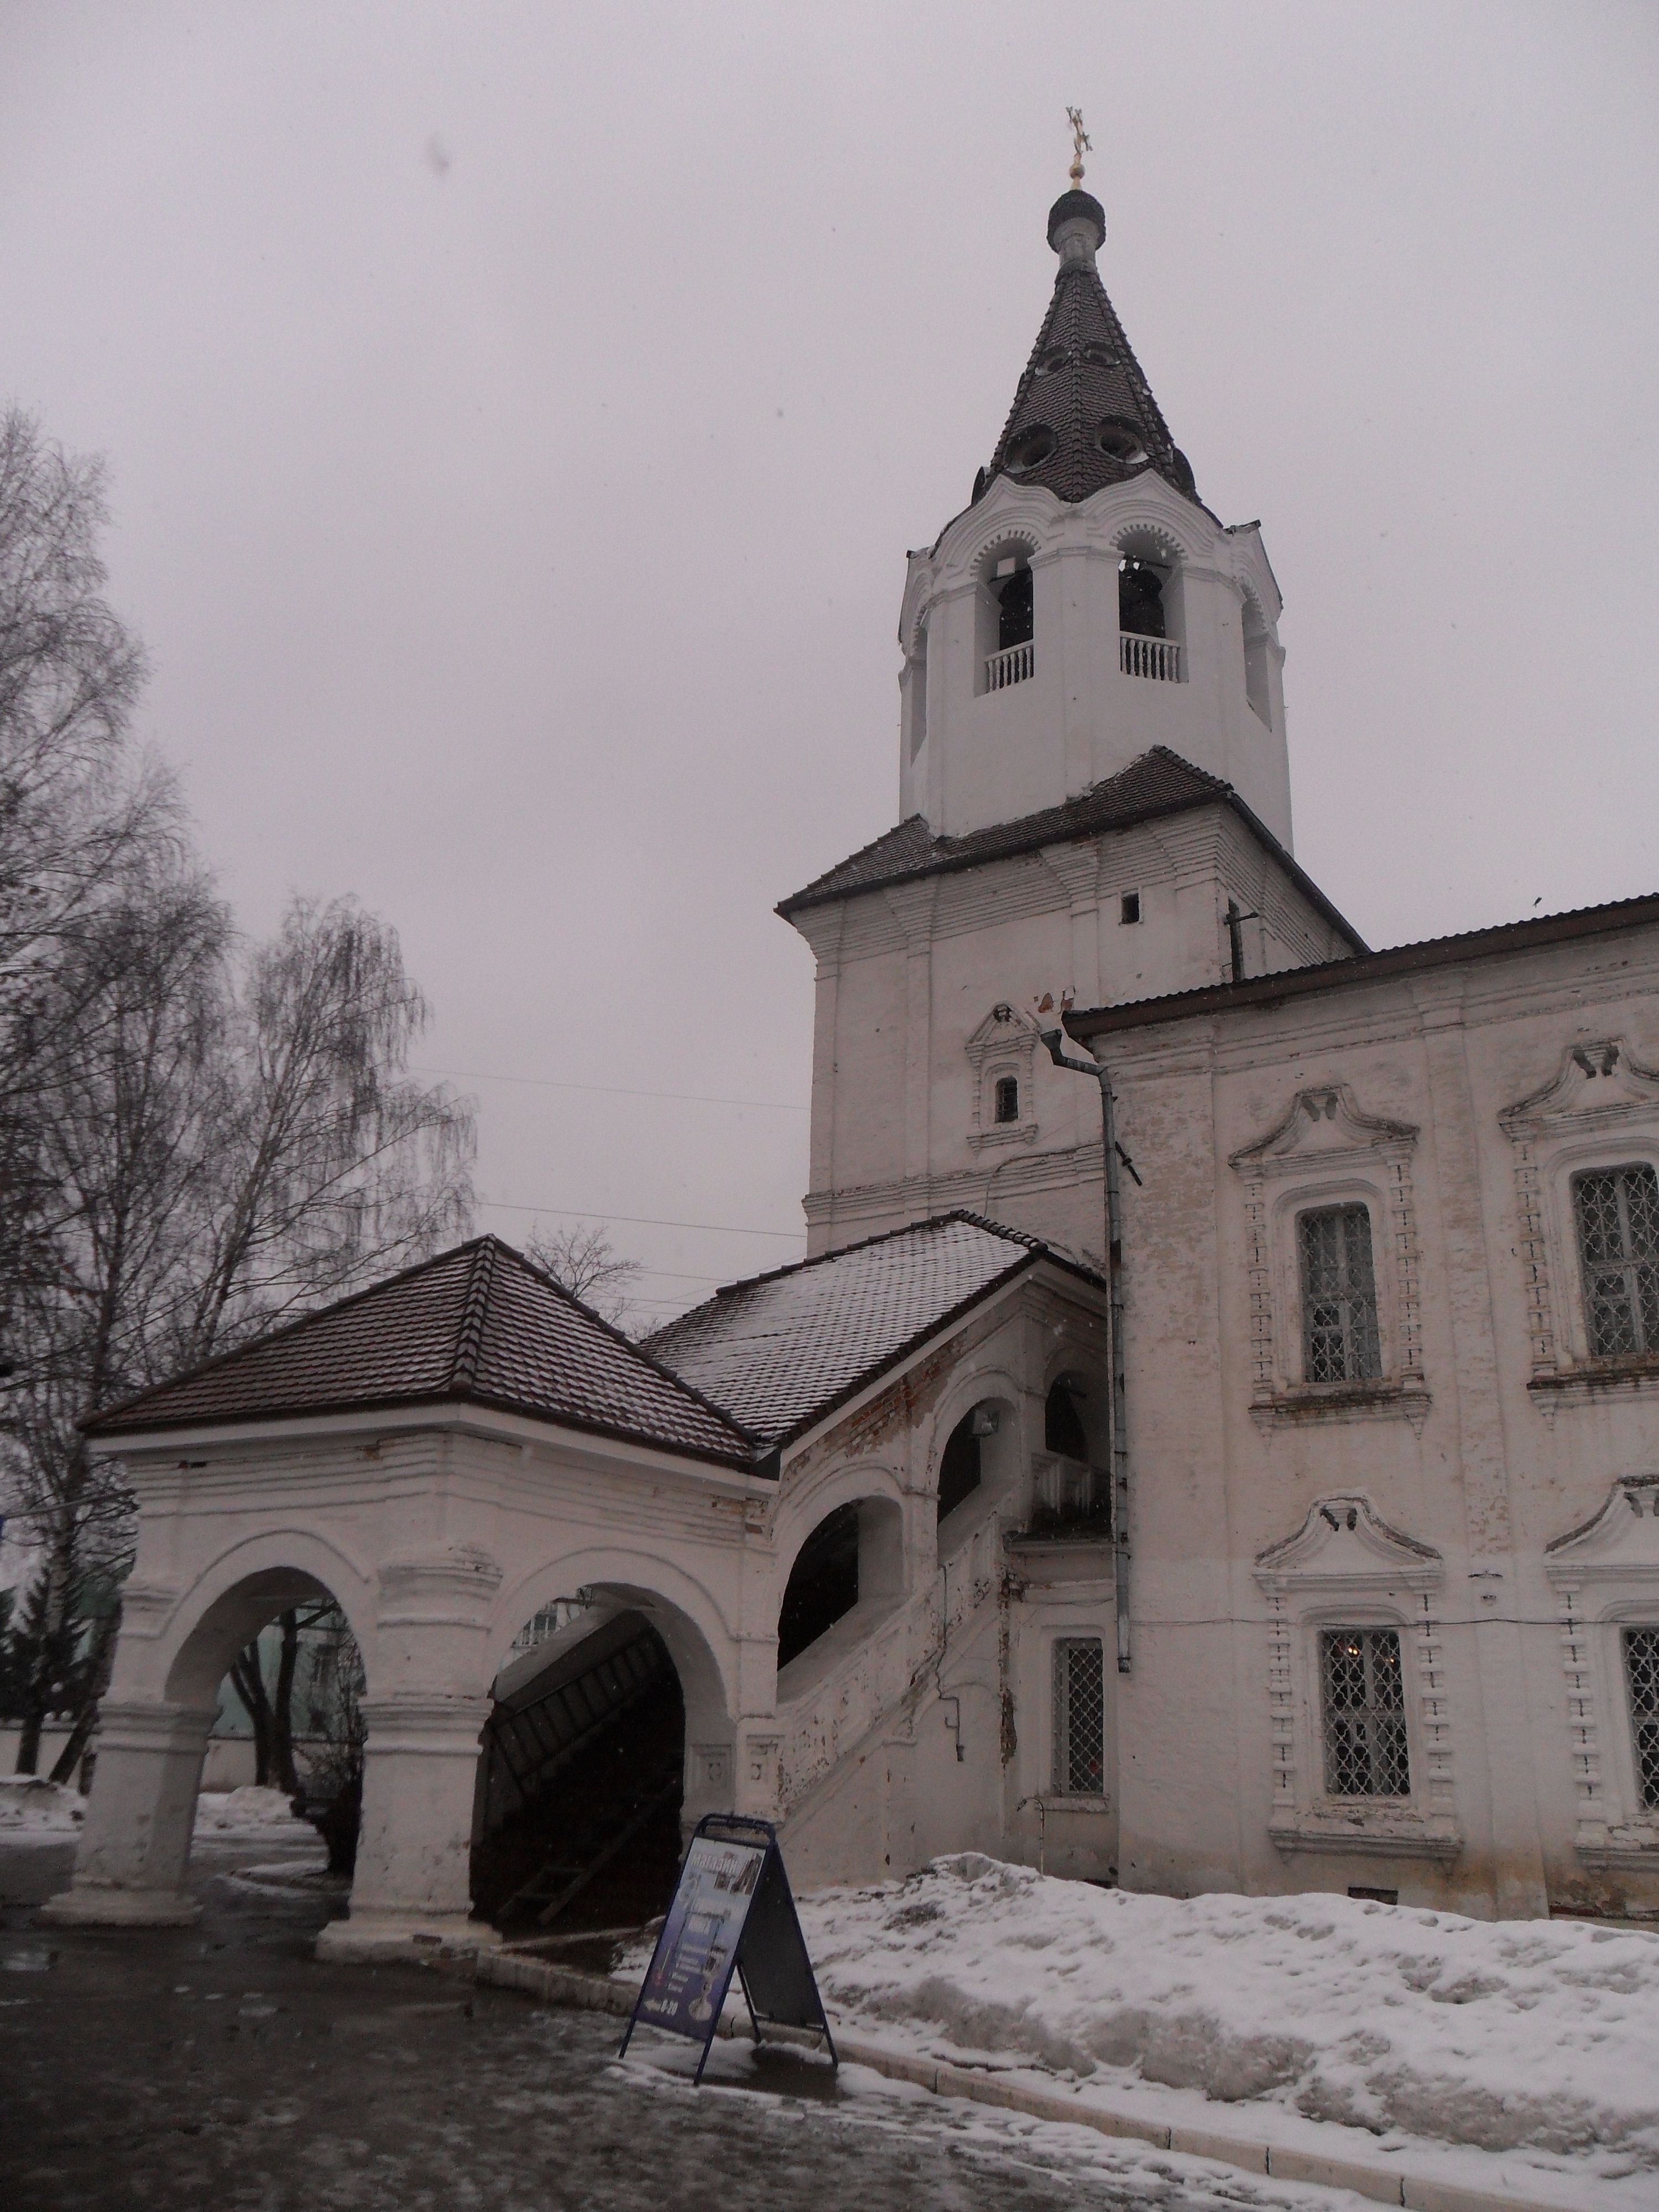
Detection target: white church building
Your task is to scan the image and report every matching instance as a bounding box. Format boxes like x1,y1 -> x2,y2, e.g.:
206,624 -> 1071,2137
43,178 -> 1659,1955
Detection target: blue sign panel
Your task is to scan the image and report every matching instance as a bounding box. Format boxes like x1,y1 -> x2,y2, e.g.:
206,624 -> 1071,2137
620,1814 -> 836,2083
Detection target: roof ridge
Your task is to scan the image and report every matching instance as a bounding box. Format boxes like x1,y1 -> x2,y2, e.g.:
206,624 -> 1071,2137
507,1239 -> 765,1448
777,745 -> 1365,954
1068,890 -> 1659,1041
450,1235 -> 499,1392
82,1235 -> 495,1434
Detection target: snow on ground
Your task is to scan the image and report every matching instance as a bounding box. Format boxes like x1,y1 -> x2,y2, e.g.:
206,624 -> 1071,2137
192,1785 -> 309,1834
778,1855 -> 1659,2199
0,1776 -> 85,1834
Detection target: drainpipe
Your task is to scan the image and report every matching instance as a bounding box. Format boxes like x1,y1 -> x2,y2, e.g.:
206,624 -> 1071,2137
1037,1018 -> 1137,1673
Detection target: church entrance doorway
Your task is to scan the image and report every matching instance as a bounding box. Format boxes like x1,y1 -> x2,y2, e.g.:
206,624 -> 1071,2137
469,1601 -> 687,1937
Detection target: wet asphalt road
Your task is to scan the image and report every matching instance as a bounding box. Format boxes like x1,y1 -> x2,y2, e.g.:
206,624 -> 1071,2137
0,1822 -> 1359,2212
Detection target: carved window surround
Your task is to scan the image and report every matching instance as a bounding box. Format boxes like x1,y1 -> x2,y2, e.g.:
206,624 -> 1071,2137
1500,1039 -> 1659,1424
965,1003 -> 1041,1153
1255,1494 -> 1460,1865
1230,1084 -> 1429,1436
1543,1475 -> 1659,1870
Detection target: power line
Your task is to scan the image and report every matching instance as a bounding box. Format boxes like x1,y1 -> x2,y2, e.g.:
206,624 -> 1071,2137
413,1065 -> 807,1114
477,1197 -> 805,1241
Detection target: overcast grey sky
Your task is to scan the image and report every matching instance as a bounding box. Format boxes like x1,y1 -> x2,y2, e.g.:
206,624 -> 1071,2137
5,3 -> 1656,1323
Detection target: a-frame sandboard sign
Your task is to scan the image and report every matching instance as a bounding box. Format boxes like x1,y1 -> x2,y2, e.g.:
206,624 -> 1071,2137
618,1813 -> 837,2084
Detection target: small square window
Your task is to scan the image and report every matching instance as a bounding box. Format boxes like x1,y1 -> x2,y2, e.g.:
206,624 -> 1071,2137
1052,1637 -> 1105,1794
1119,891 -> 1141,925
993,1075 -> 1019,1125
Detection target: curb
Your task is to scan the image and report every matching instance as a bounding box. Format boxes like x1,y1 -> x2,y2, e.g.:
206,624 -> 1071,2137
469,1948 -> 1572,2212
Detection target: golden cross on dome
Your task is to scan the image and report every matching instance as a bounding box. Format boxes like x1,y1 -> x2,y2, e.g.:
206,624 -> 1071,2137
1066,106 -> 1092,188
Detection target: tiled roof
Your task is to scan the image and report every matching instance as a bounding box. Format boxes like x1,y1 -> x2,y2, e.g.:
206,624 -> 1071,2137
777,750 -> 1364,957
84,1238 -> 756,1469
983,191 -> 1196,508
644,1213 -> 1104,1448
779,748 -> 1227,914
1066,892 -> 1659,1042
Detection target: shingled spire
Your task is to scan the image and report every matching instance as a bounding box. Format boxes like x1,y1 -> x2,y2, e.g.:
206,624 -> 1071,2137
980,187 -> 1197,508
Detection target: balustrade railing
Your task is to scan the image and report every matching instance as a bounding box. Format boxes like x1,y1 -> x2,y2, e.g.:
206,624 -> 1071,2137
1119,632 -> 1181,682
1022,1451 -> 1113,1537
985,639 -> 1035,691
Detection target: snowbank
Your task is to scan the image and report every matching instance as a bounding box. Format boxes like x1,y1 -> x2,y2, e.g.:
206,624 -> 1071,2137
794,1856 -> 1659,2174
193,1785 -> 307,1834
0,1776 -> 84,1834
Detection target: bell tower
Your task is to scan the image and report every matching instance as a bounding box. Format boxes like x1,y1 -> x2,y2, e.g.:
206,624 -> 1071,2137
780,155 -> 1360,1258
897,182 -> 1294,848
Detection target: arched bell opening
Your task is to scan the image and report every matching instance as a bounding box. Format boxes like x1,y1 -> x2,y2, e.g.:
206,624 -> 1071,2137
1117,531 -> 1186,683
974,539 -> 1038,694
469,1580 -> 731,1942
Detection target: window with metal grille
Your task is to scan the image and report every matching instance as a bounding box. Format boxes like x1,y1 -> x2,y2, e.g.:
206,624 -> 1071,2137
994,1075 -> 1019,1125
1321,1628 -> 1411,1798
1625,1627 -> 1659,1810
1573,1165 -> 1659,1359
1298,1204 -> 1381,1384
1052,1637 -> 1105,1795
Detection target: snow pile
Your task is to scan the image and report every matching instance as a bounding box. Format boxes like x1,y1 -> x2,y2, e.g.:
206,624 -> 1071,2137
193,1786 -> 306,1834
796,1855 -> 1659,2168
0,1776 -> 84,1834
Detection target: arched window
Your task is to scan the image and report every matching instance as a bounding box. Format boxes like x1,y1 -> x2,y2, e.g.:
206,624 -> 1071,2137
1118,539 -> 1183,682
1118,557 -> 1166,640
977,545 -> 1036,692
997,563 -> 1034,651
1044,1376 -> 1089,1461
993,1075 -> 1019,1125
777,1503 -> 860,1667
937,1402 -> 999,1525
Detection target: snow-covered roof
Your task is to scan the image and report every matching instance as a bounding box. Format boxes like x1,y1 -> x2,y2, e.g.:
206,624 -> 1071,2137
645,1213 -> 1103,1448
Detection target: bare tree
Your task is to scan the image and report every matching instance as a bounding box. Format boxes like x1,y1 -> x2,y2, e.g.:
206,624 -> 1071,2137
525,1220 -> 643,1332
4,860 -> 229,1770
0,406 -> 477,1776
0,403 -> 180,1378
173,895 -> 475,1365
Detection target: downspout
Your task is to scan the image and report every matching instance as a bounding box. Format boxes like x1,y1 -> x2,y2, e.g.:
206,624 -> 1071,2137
1037,1021 -> 1138,1673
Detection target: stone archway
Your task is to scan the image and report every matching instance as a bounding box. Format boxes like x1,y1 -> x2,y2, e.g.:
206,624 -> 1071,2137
471,1564 -> 741,1938
43,1553 -> 370,1930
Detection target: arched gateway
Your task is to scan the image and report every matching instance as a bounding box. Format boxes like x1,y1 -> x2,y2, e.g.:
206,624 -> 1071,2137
44,1221 -> 1113,1959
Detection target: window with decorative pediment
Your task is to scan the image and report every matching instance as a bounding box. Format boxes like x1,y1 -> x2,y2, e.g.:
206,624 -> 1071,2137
1545,1477 -> 1659,1869
1500,1040 -> 1659,1415
1229,1084 -> 1426,1433
964,1004 -> 1040,1154
1254,1495 -> 1458,1865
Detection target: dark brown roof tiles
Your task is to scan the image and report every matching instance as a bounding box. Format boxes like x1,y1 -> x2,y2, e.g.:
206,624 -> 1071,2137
85,1237 -> 757,1468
